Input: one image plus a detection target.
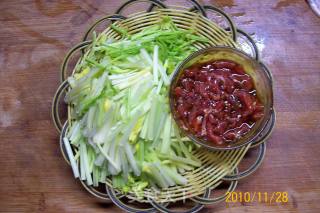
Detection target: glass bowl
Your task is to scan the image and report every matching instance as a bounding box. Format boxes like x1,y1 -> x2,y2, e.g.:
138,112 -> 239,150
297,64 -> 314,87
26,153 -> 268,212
169,46 -> 274,150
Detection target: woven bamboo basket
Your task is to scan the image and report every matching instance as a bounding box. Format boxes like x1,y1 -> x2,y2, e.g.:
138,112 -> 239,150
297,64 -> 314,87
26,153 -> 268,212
52,0 -> 275,212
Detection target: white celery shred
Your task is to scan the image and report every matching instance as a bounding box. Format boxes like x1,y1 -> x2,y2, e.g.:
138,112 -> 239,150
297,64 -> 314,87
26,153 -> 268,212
63,137 -> 79,178
64,16 -> 208,194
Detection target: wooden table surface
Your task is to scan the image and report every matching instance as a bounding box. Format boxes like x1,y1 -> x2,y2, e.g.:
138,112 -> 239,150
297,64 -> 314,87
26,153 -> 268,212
0,0 -> 319,212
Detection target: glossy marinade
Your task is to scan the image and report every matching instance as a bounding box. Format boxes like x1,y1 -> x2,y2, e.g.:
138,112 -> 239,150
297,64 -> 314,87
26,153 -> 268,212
173,60 -> 264,145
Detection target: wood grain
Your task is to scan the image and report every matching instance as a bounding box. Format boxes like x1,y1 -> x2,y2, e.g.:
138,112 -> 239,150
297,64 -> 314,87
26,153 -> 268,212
0,0 -> 319,212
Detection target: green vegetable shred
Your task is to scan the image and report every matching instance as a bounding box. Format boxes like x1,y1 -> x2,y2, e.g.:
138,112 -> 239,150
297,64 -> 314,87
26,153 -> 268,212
63,17 -> 207,196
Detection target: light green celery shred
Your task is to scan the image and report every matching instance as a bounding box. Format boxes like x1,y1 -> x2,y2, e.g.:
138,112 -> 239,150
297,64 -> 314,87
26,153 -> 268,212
155,163 -> 175,186
120,149 -> 129,181
93,166 -> 99,187
153,112 -> 167,147
95,99 -> 106,128
88,146 -> 95,173
93,105 -> 114,144
82,143 -> 93,185
160,116 -> 172,154
158,153 -> 201,167
171,142 -> 183,157
145,164 -> 168,188
86,105 -> 96,134
65,16 -> 209,194
138,140 -> 145,163
94,154 -> 105,166
163,166 -> 187,185
124,142 -> 140,176
97,143 -> 118,171
140,112 -> 150,139
100,162 -> 107,182
80,142 -> 86,180
111,24 -> 129,38
147,97 -> 157,141
119,110 -> 142,146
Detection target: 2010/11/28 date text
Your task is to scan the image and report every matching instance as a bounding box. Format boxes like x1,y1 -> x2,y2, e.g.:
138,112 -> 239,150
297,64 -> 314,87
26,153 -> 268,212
226,192 -> 289,204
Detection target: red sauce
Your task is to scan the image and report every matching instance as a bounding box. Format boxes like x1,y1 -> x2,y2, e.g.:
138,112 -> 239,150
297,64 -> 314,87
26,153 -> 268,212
173,60 -> 264,145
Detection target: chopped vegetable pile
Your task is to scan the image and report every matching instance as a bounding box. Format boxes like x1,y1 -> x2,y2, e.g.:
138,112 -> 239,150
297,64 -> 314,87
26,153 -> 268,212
63,17 -> 209,195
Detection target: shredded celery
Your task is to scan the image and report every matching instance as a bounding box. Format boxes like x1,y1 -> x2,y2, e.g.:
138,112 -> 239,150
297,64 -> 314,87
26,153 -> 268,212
65,16 -> 208,195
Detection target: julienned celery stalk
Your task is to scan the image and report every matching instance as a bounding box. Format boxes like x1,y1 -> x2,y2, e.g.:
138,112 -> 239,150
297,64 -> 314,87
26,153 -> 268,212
64,16 -> 208,194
